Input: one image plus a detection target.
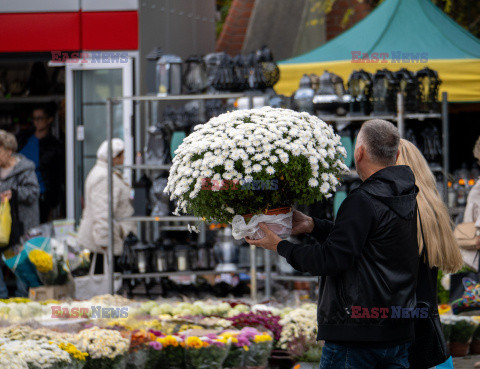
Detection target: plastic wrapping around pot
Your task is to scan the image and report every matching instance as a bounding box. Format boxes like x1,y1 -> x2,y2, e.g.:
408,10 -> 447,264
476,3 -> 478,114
231,212 -> 293,240
185,344 -> 230,369
126,349 -> 148,369
3,249 -> 42,288
243,341 -> 273,369
150,177 -> 170,217
83,355 -> 127,369
222,346 -> 246,369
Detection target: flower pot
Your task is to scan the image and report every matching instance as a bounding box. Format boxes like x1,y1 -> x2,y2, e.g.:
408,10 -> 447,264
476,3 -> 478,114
470,340 -> 480,355
268,349 -> 294,369
240,207 -> 293,240
450,341 -> 470,357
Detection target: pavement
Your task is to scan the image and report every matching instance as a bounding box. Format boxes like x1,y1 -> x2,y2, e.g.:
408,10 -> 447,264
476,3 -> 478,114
454,355 -> 480,368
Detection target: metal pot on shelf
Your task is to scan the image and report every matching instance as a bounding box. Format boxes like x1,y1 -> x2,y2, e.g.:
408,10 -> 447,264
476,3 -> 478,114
213,227 -> 239,272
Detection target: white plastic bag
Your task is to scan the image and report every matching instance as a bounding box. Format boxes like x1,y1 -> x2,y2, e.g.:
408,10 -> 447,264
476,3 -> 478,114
231,212 -> 293,240
74,252 -> 122,299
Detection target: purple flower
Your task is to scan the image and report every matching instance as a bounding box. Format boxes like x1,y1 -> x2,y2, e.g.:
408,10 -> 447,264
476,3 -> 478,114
148,341 -> 163,351
205,333 -> 218,339
148,329 -> 164,337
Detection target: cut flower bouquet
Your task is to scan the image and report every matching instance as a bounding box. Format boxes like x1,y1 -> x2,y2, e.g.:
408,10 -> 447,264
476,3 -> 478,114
165,107 -> 348,239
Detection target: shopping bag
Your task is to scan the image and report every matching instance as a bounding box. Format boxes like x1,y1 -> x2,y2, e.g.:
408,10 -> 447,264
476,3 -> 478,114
2,248 -> 42,288
0,198 -> 12,247
73,252 -> 122,299
454,222 -> 476,249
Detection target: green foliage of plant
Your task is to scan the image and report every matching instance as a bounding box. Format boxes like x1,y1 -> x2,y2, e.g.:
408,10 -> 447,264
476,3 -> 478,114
437,270 -> 449,304
450,319 -> 478,343
472,324 -> 480,342
167,108 -> 347,223
299,344 -> 322,363
185,345 -> 229,369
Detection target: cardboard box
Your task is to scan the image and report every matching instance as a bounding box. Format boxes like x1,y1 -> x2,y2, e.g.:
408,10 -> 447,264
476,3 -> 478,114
29,285 -> 71,301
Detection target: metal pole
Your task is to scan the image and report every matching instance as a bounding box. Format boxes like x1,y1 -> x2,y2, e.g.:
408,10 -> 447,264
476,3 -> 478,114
397,92 -> 405,138
106,99 -> 115,295
264,249 -> 271,299
442,92 -> 449,205
250,244 -> 257,301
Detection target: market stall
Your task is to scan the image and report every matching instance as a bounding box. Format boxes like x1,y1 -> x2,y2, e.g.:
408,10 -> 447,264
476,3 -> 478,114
275,0 -> 480,103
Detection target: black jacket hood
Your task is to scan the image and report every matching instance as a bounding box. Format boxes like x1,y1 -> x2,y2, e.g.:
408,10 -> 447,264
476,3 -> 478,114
358,165 -> 418,220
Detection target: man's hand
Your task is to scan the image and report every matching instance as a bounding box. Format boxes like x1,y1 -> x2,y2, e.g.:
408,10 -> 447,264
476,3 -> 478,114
291,210 -> 314,235
476,235 -> 480,250
0,190 -> 12,201
245,223 -> 282,252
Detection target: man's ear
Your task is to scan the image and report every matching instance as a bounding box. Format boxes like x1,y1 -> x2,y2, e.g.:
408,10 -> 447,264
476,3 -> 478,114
354,145 -> 364,163
396,149 -> 400,162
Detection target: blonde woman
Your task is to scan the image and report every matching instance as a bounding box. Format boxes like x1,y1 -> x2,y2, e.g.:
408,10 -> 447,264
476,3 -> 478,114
397,139 -> 462,369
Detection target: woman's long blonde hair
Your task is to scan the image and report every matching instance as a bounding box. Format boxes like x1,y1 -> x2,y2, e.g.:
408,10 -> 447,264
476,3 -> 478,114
397,139 -> 463,273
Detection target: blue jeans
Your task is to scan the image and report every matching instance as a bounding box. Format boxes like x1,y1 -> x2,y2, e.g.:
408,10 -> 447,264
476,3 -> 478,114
320,342 -> 411,369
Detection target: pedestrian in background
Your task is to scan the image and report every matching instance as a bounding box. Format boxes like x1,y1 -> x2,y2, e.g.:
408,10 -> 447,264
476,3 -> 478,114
77,139 -> 136,273
17,102 -> 64,223
0,130 -> 40,297
397,138 -> 463,369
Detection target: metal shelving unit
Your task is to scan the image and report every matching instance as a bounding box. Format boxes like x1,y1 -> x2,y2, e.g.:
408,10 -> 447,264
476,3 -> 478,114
121,269 -> 248,280
106,93 -> 260,299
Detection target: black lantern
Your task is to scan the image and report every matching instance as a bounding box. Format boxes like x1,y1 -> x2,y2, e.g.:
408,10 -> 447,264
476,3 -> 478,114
211,53 -> 235,91
310,74 -> 320,91
183,56 -> 208,94
394,68 -> 418,113
415,67 -> 441,112
156,54 -> 183,95
313,70 -> 343,115
292,74 -> 315,114
347,69 -> 373,115
245,52 -> 265,91
232,54 -> 249,92
256,46 -> 280,89
132,243 -> 153,274
372,69 -> 398,115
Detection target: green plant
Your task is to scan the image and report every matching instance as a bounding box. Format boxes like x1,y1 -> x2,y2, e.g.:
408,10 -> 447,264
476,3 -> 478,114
165,108 -> 348,223
437,270 -> 449,304
441,321 -> 452,343
473,324 -> 480,342
299,345 -> 322,363
450,319 -> 478,343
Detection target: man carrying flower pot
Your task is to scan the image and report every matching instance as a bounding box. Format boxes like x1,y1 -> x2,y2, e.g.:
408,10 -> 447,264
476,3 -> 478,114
247,119 -> 419,369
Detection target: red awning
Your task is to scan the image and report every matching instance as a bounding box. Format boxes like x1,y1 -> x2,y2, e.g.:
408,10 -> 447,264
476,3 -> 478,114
0,10 -> 138,52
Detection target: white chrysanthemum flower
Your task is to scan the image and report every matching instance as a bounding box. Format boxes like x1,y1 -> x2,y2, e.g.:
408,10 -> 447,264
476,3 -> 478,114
269,155 -> 278,163
225,159 -> 234,171
308,178 -> 319,187
252,164 -> 262,173
320,182 -> 330,194
226,207 -> 235,214
266,166 -> 275,175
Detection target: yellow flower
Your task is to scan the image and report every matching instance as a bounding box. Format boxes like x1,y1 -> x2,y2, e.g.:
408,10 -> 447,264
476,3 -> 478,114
58,342 -> 89,361
28,249 -> 53,272
438,304 -> 451,315
158,335 -> 180,348
253,333 -> 273,343
243,345 -> 249,351
185,336 -> 203,349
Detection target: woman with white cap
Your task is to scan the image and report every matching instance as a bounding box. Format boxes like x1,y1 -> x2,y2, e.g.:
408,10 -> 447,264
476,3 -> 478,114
77,139 -> 136,272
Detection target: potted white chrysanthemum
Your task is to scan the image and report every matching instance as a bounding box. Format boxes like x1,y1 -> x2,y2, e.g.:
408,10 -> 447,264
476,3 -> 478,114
165,107 -> 348,239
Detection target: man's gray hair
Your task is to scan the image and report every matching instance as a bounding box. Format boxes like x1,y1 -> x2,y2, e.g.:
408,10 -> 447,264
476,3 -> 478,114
358,119 -> 400,166
0,130 -> 17,152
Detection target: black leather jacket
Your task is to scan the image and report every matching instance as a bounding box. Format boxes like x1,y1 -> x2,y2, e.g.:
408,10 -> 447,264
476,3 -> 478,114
278,166 -> 419,345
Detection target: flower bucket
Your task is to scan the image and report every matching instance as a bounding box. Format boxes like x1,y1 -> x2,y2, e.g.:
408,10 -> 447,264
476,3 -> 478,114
268,349 -> 294,369
232,207 -> 293,240
470,340 -> 480,355
450,341 -> 470,357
